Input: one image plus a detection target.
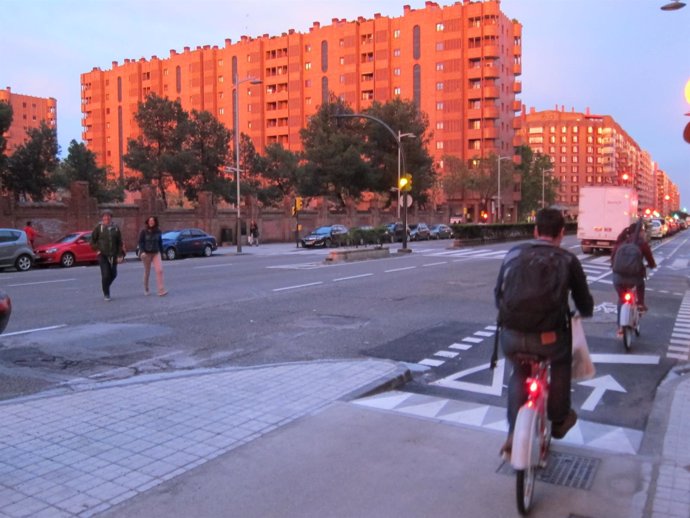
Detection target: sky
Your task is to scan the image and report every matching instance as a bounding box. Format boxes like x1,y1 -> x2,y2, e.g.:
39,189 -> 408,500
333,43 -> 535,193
1,0 -> 688,205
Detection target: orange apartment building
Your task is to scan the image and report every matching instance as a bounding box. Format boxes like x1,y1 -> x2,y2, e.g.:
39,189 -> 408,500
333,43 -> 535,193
80,0 -> 523,221
516,106 -> 676,217
0,87 -> 57,153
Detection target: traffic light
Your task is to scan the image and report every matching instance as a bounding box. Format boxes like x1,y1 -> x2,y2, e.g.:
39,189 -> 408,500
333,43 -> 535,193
292,197 -> 303,216
480,210 -> 489,221
398,173 -> 412,192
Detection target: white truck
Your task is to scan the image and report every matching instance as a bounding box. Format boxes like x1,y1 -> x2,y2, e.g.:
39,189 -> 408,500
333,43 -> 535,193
577,186 -> 638,254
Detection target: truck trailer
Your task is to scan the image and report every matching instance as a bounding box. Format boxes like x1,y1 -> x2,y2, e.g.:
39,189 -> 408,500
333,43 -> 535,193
577,186 -> 638,254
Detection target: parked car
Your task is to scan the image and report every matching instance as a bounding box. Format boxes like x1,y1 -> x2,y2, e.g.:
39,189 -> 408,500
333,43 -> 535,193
300,225 -> 349,248
34,231 -> 98,268
161,229 -> 218,260
382,222 -> 409,243
408,222 -> 431,241
649,218 -> 665,239
429,223 -> 453,240
0,229 -> 34,272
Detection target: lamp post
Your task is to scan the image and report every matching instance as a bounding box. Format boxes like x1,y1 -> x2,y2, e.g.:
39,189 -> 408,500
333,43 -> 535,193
497,156 -> 512,223
542,168 -> 554,208
397,130 -> 416,220
233,74 -> 262,253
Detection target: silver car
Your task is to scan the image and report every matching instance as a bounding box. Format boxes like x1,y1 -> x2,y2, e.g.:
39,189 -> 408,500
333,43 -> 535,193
0,229 -> 35,271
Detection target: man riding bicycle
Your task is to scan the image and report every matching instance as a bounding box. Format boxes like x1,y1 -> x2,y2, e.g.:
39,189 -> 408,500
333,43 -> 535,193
494,209 -> 594,458
611,221 -> 656,326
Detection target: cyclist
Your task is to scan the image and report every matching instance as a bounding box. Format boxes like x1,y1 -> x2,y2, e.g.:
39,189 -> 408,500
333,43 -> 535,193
611,222 -> 656,325
495,209 -> 594,458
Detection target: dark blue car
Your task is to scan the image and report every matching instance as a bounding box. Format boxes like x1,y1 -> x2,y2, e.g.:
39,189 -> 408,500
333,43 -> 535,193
161,228 -> 217,260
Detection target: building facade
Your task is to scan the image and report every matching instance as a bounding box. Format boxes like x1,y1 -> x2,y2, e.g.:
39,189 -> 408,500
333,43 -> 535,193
516,105 -> 677,217
80,0 -> 522,219
0,87 -> 57,153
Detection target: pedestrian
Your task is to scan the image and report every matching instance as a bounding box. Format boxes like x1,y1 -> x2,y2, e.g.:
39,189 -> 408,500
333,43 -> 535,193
249,220 -> 259,246
494,208 -> 594,458
23,221 -> 40,249
90,210 -> 125,301
138,216 -> 167,297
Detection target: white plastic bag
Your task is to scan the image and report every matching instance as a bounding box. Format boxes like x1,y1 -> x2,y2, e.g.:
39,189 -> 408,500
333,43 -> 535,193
571,315 -> 595,381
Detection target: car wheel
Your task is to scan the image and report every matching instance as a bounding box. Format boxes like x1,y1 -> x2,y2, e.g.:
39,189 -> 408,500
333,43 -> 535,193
324,238 -> 332,248
15,254 -> 32,272
202,245 -> 212,257
165,247 -> 177,260
60,252 -> 75,268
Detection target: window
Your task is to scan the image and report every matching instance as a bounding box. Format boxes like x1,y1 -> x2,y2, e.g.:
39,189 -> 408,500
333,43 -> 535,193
340,57 -> 345,65
305,44 -> 311,52
394,29 -> 400,38
436,23 -> 444,31
436,141 -> 444,150
218,76 -> 224,83
218,60 -> 224,66
413,25 -> 421,59
219,108 -> 225,115
436,62 -> 444,71
305,79 -> 312,87
436,82 -> 444,90
393,48 -> 401,57
561,126 -> 567,133
305,62 -> 312,70
436,42 -> 444,51
436,121 -> 444,130
394,68 -> 401,76
436,101 -> 444,110
394,87 -> 401,95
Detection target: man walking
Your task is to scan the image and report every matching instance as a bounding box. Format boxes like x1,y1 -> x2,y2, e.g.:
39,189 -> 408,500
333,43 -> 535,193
494,208 -> 594,457
91,210 -> 125,301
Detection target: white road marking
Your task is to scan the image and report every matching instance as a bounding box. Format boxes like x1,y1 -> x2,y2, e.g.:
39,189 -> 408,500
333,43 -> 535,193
385,266 -> 416,273
590,353 -> 660,365
579,375 -> 626,411
422,261 -> 447,267
449,343 -> 472,350
193,263 -> 233,269
461,336 -> 483,344
434,350 -> 459,358
3,324 -> 68,337
332,273 -> 373,282
419,358 -> 445,367
8,279 -> 76,287
272,281 -> 323,292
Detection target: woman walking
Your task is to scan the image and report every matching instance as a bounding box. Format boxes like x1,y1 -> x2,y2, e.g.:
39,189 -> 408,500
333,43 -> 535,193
138,216 -> 168,297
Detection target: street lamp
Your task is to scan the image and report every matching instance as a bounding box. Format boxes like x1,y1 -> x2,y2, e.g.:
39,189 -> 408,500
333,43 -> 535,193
397,131 -> 415,219
233,74 -> 262,253
542,169 -> 554,208
661,1 -> 685,10
497,156 -> 512,223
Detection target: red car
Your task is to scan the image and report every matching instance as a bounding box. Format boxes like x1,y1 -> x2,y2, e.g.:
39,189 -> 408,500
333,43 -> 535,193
34,231 -> 99,268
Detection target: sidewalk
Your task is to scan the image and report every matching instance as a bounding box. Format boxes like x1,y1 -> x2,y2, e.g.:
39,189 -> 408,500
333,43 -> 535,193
0,359 -> 688,518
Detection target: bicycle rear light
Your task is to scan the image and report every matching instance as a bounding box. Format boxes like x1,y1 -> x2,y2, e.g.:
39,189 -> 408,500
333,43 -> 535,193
624,292 -> 633,302
527,378 -> 540,395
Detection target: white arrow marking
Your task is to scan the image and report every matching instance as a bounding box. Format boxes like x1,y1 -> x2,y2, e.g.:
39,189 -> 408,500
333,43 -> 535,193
578,375 -> 626,411
431,359 -> 505,395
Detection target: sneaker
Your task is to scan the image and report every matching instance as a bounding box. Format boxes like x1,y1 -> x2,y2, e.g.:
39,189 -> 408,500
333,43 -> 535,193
499,434 -> 513,461
144,289 -> 150,296
552,409 -> 577,439
158,290 -> 168,297
104,296 -> 111,302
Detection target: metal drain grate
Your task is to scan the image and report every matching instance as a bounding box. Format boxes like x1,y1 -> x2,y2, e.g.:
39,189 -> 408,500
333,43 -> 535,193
498,451 -> 600,490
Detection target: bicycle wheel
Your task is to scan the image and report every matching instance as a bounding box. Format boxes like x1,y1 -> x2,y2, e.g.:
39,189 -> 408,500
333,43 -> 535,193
515,415 -> 538,515
623,326 -> 633,350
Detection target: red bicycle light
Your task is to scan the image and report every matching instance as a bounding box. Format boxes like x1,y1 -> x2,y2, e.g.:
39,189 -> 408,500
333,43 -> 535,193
624,292 -> 633,302
528,379 -> 539,394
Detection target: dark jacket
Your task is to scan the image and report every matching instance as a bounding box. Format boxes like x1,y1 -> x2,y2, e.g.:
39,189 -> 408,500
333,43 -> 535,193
494,239 -> 594,329
138,228 -> 163,254
611,236 -> 656,285
91,223 -> 123,257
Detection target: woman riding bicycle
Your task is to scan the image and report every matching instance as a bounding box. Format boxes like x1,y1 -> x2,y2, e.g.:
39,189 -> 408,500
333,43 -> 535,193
611,222 -> 656,330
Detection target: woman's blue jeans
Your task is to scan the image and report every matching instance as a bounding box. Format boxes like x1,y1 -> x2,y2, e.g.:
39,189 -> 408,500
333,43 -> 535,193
500,327 -> 572,433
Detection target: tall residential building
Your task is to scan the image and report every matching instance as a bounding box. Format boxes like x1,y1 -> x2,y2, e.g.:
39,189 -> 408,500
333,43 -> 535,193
516,106 -> 673,216
80,0 -> 523,219
0,87 -> 57,152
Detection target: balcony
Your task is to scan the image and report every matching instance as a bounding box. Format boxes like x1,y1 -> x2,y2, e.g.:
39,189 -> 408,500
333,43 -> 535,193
483,65 -> 500,79
513,81 -> 522,93
483,106 -> 499,119
512,118 -> 522,130
513,63 -> 522,75
467,67 -> 482,80
483,127 -> 498,140
483,86 -> 499,99
512,100 -> 522,111
484,45 -> 500,58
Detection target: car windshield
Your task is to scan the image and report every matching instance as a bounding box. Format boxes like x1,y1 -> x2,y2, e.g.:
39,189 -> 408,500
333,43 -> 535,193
56,233 -> 80,243
162,231 -> 181,239
312,227 -> 331,235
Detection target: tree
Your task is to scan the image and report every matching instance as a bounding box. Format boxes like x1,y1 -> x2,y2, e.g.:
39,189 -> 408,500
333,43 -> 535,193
123,94 -> 194,207
363,98 -> 436,208
2,121 -> 59,201
514,145 -> 558,221
299,96 -> 372,207
53,140 -> 123,202
252,143 -> 300,207
185,109 -> 232,202
441,154 -> 470,203
464,153 -> 514,222
0,101 -> 12,176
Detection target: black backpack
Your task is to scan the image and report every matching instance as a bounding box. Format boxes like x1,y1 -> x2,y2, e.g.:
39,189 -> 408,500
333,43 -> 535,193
612,225 -> 644,278
497,243 -> 571,332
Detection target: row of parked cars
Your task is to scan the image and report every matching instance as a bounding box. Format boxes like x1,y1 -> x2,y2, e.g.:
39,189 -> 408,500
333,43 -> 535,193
0,227 -> 218,272
648,217 -> 686,239
299,222 -> 454,248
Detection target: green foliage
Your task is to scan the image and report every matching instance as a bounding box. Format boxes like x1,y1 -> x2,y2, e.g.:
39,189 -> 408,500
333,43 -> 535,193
53,140 -> 123,202
514,145 -> 558,221
185,109 -> 232,202
251,143 -> 301,207
363,98 -> 436,208
2,121 -> 59,201
0,101 -> 12,175
463,153 -> 514,214
441,155 -> 469,200
123,94 -> 195,207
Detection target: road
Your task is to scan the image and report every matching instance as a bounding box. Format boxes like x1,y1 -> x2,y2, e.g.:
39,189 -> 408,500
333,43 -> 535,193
1,233 -> 688,453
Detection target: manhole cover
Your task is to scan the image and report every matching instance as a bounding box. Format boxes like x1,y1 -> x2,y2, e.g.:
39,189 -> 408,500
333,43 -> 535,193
498,451 -> 600,490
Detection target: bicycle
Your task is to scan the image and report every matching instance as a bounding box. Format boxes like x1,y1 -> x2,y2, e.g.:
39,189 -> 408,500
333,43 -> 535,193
509,354 -> 551,515
618,287 -> 641,351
